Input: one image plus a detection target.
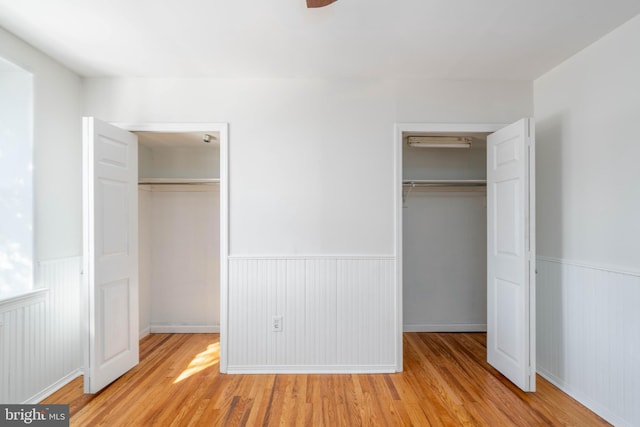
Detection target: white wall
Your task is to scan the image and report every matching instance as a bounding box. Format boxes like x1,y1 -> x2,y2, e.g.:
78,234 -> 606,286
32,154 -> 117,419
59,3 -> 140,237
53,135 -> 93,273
138,187 -> 151,337
403,139 -> 487,181
84,78 -> 532,256
534,15 -> 640,427
535,17 -> 640,271
403,191 -> 487,331
139,146 -> 220,179
147,186 -> 220,332
83,76 -> 531,371
0,26 -> 83,402
85,78 -> 395,255
395,79 -> 533,124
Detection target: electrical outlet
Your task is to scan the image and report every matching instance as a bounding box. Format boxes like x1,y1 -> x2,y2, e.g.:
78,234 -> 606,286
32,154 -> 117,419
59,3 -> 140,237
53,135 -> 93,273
272,315 -> 283,332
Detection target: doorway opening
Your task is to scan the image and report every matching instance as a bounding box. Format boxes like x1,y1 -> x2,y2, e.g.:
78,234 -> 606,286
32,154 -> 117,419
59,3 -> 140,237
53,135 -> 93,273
134,131 -> 221,337
116,123 -> 229,373
394,121 -> 536,392
122,123 -> 229,374
394,123 -> 502,371
401,130 -> 491,334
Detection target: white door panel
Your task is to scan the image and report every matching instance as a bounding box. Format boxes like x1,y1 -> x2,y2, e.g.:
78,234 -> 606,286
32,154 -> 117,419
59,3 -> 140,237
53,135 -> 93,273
83,117 -> 139,393
487,118 -> 535,391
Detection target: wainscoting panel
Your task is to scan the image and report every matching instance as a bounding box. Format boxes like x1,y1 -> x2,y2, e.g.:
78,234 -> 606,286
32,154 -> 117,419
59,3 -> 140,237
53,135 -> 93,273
0,256 -> 82,403
228,257 -> 396,373
537,257 -> 640,427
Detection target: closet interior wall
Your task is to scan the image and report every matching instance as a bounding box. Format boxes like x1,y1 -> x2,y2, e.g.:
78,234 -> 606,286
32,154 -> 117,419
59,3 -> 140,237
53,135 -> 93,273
137,132 -> 220,336
403,132 -> 489,332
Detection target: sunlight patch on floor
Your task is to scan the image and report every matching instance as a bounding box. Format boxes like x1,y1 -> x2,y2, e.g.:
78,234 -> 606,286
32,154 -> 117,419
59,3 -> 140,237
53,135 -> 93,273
174,342 -> 220,383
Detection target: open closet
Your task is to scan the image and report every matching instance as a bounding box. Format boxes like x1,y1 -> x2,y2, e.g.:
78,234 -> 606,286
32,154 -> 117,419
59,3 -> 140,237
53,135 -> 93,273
136,131 -> 220,335
402,132 -> 490,332
396,119 -> 535,391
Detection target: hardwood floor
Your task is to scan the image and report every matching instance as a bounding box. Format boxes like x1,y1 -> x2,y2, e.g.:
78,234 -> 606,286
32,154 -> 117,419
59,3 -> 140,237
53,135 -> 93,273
42,333 -> 609,426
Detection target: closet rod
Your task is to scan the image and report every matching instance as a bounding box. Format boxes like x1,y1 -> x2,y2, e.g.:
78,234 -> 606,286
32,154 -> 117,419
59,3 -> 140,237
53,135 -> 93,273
402,179 -> 486,206
403,179 -> 486,187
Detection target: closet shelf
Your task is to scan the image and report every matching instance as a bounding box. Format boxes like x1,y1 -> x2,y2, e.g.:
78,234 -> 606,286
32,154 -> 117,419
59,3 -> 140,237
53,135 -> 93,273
138,178 -> 220,185
403,179 -> 486,187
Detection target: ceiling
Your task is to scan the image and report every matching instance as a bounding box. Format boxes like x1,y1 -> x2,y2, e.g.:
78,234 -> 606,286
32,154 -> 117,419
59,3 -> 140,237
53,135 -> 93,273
0,0 -> 639,80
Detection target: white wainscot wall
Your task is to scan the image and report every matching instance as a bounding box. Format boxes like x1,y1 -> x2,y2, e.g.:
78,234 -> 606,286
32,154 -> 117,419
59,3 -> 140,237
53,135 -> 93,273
537,257 -> 640,427
228,257 -> 396,373
0,256 -> 82,403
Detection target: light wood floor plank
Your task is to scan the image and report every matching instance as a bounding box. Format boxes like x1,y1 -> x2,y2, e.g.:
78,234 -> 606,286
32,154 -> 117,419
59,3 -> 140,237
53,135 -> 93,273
41,333 -> 610,426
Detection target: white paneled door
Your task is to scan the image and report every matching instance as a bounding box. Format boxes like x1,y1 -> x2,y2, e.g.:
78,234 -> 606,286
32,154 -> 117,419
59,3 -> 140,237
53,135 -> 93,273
487,118 -> 536,391
83,117 -> 139,393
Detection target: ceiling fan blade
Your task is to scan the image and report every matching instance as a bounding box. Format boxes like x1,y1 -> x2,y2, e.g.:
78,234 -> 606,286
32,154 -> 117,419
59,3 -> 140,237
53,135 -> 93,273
307,0 -> 337,8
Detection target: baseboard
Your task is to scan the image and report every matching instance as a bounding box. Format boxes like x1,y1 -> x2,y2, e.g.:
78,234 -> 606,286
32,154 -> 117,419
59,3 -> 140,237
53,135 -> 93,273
226,365 -> 398,374
537,368 -> 631,427
228,254 -> 395,260
403,323 -> 487,332
149,324 -> 220,333
139,326 -> 151,338
25,369 -> 83,404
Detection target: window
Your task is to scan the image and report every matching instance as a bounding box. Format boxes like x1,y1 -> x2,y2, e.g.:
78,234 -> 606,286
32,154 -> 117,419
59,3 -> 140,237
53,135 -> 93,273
0,57 -> 33,300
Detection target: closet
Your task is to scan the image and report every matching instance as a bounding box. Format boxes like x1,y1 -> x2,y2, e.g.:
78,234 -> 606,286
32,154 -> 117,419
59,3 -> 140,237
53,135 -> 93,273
136,131 -> 220,335
402,132 -> 490,332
